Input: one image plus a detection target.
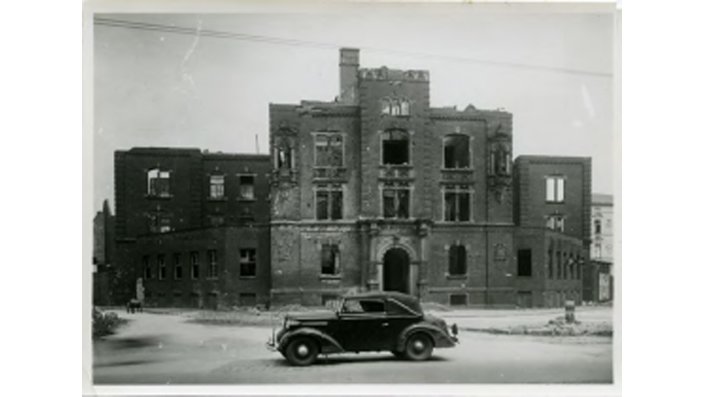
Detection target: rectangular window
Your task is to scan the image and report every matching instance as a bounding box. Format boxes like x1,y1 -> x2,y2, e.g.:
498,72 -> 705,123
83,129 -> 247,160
448,245 -> 467,275
142,255 -> 152,280
443,135 -> 471,169
147,169 -> 171,197
157,254 -> 166,280
240,249 -> 256,277
207,250 -> 218,279
517,249 -> 532,277
444,185 -> 473,222
321,244 -> 340,275
547,250 -> 553,279
450,294 -> 468,306
173,253 -> 182,280
381,130 -> 410,165
209,215 -> 225,227
546,215 -> 565,232
557,251 -> 563,279
190,251 -> 200,279
382,184 -> 410,219
148,213 -> 172,234
546,176 -> 565,203
238,175 -> 255,200
315,185 -> 343,220
314,134 -> 344,167
209,175 -> 225,199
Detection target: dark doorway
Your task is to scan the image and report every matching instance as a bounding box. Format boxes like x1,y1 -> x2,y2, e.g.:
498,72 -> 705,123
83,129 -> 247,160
383,248 -> 410,293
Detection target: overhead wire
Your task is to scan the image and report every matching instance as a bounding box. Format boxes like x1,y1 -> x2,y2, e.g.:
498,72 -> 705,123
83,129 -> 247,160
94,17 -> 612,78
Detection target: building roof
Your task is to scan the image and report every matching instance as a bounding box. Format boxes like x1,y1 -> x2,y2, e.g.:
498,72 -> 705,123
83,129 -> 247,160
592,193 -> 613,206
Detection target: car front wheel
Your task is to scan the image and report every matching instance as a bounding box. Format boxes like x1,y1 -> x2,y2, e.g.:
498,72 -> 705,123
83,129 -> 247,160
404,333 -> 434,361
284,337 -> 319,366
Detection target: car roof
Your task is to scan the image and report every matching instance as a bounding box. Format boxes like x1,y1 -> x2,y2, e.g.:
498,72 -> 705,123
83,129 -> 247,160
344,291 -> 422,311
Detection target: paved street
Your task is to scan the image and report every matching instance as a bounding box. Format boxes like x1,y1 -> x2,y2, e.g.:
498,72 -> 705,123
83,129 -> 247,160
92,310 -> 612,384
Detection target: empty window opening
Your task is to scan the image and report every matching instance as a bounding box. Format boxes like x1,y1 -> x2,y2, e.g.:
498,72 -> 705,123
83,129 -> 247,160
444,185 -> 472,222
315,185 -> 343,220
238,175 -> 255,200
546,215 -> 565,232
382,130 -> 410,165
594,219 -> 602,234
142,255 -> 152,280
321,244 -> 340,275
443,135 -> 470,169
240,249 -> 256,277
448,244 -> 467,276
517,249 -> 532,277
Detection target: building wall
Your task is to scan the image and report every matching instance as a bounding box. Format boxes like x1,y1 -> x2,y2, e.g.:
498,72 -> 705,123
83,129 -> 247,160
591,194 -> 614,263
513,156 -> 592,242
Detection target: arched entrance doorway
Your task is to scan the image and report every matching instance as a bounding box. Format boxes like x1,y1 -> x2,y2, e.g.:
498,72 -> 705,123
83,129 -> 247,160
383,248 -> 410,293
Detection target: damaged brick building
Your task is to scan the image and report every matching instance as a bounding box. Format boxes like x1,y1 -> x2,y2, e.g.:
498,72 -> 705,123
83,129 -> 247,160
111,48 -> 592,308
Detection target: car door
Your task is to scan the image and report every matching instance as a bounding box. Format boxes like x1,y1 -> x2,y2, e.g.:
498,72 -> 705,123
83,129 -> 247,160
336,298 -> 387,351
383,298 -> 421,349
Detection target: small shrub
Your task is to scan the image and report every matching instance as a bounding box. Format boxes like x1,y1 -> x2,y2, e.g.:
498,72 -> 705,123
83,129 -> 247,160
93,308 -> 126,339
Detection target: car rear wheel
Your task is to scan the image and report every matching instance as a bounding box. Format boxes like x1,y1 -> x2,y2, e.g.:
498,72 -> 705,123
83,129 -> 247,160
284,337 -> 319,366
404,333 -> 434,361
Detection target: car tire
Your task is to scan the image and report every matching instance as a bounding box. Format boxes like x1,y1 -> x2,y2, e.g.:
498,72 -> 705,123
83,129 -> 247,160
404,333 -> 434,361
284,337 -> 319,366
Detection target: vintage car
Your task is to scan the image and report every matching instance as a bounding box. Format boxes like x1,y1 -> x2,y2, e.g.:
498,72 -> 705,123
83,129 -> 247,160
266,291 -> 458,366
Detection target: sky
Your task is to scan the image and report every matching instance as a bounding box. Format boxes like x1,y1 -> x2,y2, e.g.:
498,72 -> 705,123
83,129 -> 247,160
93,10 -> 615,213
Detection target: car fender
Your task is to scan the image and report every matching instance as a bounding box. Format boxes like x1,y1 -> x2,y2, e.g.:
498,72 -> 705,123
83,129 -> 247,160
396,323 -> 455,351
279,327 -> 345,354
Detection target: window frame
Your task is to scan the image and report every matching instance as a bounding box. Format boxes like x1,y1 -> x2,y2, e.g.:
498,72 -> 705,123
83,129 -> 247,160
517,249 -> 532,277
173,253 -> 183,280
208,174 -> 226,200
207,249 -> 218,279
239,248 -> 257,278
320,243 -> 341,276
157,254 -> 166,280
442,185 -> 474,222
380,129 -> 411,166
442,134 -> 473,170
545,175 -> 566,203
381,183 -> 411,219
314,184 -> 344,220
313,132 -> 345,168
190,251 -> 200,280
447,244 -> 468,276
146,168 -> 172,198
237,174 -> 256,201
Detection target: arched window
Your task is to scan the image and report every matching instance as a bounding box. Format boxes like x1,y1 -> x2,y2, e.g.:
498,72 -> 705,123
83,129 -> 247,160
381,99 -> 392,115
448,244 -> 467,275
400,100 -> 410,116
443,135 -> 471,169
390,100 -> 402,116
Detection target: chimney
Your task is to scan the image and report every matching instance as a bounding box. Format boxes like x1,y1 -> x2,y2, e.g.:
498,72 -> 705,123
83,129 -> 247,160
339,48 -> 359,105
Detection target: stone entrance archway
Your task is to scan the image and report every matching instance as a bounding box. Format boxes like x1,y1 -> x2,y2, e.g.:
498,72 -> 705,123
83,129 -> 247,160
383,248 -> 410,293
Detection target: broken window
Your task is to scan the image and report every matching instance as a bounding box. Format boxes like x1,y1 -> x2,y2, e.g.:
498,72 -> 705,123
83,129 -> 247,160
173,253 -> 182,280
315,185 -> 343,220
240,249 -> 256,277
314,134 -> 344,167
147,168 -> 171,197
382,183 -> 410,219
321,244 -> 340,275
517,249 -> 532,277
207,250 -> 218,279
190,251 -> 200,279
594,219 -> 602,234
443,135 -> 471,169
238,175 -> 255,200
382,130 -> 410,165
444,185 -> 472,222
548,249 -> 554,279
546,215 -> 565,232
546,176 -> 565,202
448,244 -> 467,275
209,174 -> 225,199
158,254 -> 166,280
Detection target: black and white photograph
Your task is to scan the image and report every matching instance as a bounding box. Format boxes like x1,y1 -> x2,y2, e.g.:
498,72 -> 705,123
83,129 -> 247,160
86,0 -> 620,392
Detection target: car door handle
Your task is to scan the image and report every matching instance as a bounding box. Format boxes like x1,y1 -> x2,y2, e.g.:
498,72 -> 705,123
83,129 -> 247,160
382,322 -> 389,327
